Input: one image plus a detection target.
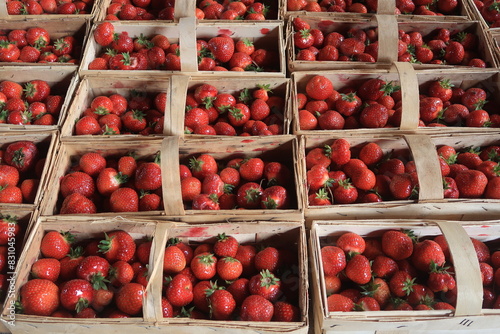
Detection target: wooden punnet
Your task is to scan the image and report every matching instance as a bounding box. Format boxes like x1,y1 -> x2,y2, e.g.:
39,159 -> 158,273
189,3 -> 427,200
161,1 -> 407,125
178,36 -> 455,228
169,75 -> 292,136
309,219 -> 500,333
39,137 -> 166,217
0,66 -> 79,132
299,132 -> 500,225
60,74 -> 171,139
160,135 -> 304,222
0,216 -> 164,334
0,131 -> 58,210
0,217 -> 308,334
0,18 -> 90,66
280,0 -> 472,21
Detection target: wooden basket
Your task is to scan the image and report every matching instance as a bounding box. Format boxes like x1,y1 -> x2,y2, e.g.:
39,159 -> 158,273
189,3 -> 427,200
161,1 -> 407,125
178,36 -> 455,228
280,0 -> 471,20
0,217 -> 308,334
0,215 -> 163,333
0,66 -> 79,132
152,220 -> 309,334
0,131 -> 58,210
78,20 -> 182,77
0,17 -> 90,66
169,75 -> 292,137
188,20 -> 286,77
309,219 -> 500,333
60,74 -> 171,139
299,133 -> 500,225
0,0 -> 99,20
160,135 -> 304,222
39,137 -> 166,217
286,15 -> 396,72
291,63 -> 420,135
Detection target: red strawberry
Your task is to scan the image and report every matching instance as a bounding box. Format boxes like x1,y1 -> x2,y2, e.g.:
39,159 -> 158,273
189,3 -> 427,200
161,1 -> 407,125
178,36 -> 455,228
444,41 -> 465,64
60,193 -> 97,214
59,246 -> 85,281
94,22 -> 115,47
115,282 -> 144,315
109,187 -> 139,212
382,229 -> 415,260
305,75 -> 334,101
60,279 -> 94,313
213,233 -> 239,258
41,231 -> 74,260
77,255 -> 110,290
345,254 -> 372,285
31,258 -> 60,282
60,171 -> 95,198
254,246 -> 280,273
412,240 -> 445,272
191,252 -> 217,280
163,245 -> 187,275
19,279 -> 59,316
99,230 -> 136,263
260,185 -> 288,209
165,274 -> 193,307
337,232 -> 366,254
240,295 -> 274,321
389,270 -> 416,297
208,35 -> 234,63
427,262 -> 456,292
327,294 -> 354,312
249,269 -> 281,301
455,169 -> 488,198
4,141 -> 38,173
207,288 -> 236,320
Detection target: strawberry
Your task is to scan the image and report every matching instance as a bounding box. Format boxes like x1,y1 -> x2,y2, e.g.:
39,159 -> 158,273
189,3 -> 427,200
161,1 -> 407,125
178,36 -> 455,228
0,80 -> 23,99
0,185 -> 22,204
428,79 -> 454,102
444,41 -> 465,64
60,279 -> 94,313
208,35 -> 234,63
79,152 -> 106,177
427,262 -> 456,292
305,75 -> 334,101
59,246 -> 85,281
163,245 -> 186,274
345,254 -> 372,285
235,244 -> 256,276
77,255 -> 110,290
92,288 -> 114,312
0,165 -> 19,187
389,173 -> 416,200
94,22 -> 115,47
75,116 -> 101,135
41,231 -> 74,260
4,141 -> 38,173
31,258 -> 60,282
109,187 -> 139,212
236,182 -> 263,208
165,274 -> 193,307
191,252 -> 217,280
189,154 -> 218,180
206,288 -> 236,320
109,261 -> 134,287
60,171 -> 95,198
389,270 -> 416,297
412,240 -> 445,272
216,257 -> 243,281
333,179 -> 358,204
382,230 -> 415,260
240,295 -> 274,321
327,294 -> 354,312
213,233 -> 239,258
455,169 -> 488,198
60,193 -> 97,214
135,155 -> 161,190
115,282 -> 144,315
249,269 -> 281,301
26,27 -> 50,48
337,232 -> 366,254
19,279 -> 59,316
260,185 -> 288,209
99,230 -> 136,263
192,193 -> 220,210
254,246 -> 280,273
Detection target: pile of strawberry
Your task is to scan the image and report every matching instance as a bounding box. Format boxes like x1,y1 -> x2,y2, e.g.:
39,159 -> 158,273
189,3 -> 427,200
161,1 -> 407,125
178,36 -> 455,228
196,0 -> 275,20
103,0 -> 174,20
184,83 -> 285,135
298,75 -> 401,130
196,35 -> 280,72
418,79 -> 500,128
292,18 -> 378,63
438,144 -> 500,199
0,79 -> 64,126
321,229 -> 500,311
287,0 -> 377,13
162,233 -> 301,321
17,230 -> 149,317
181,153 -> 294,210
88,22 -> 180,71
473,0 -> 500,27
306,138 -> 416,205
398,28 -> 487,67
6,0 -> 94,15
0,141 -> 45,204
57,151 -> 163,214
0,27 -> 81,63
73,90 -> 167,136
0,214 -> 22,301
